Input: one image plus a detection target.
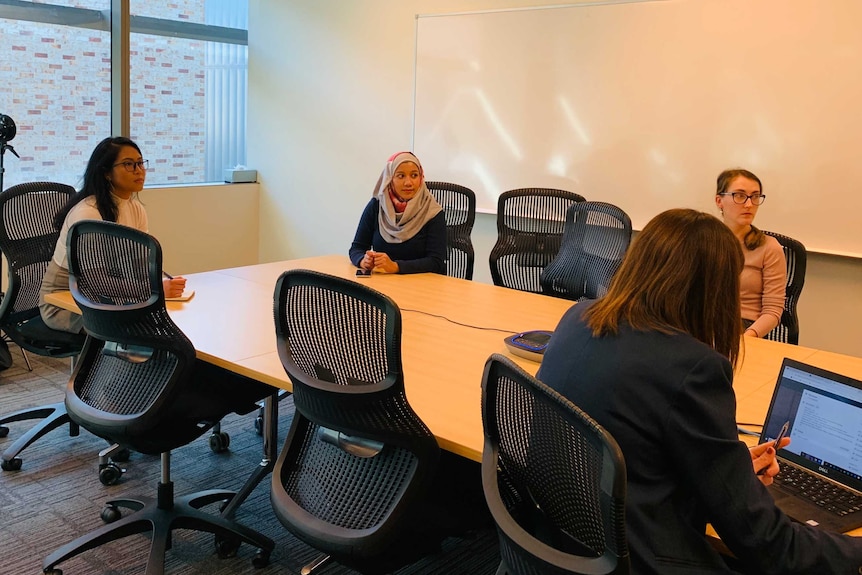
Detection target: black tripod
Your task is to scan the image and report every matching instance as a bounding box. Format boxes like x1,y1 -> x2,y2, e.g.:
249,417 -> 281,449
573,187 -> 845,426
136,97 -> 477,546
0,141 -> 20,195
0,114 -> 19,193
0,115 -> 19,370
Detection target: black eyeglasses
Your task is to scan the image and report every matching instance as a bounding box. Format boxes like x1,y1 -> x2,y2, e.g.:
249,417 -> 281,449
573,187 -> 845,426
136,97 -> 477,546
718,192 -> 766,206
113,159 -> 149,172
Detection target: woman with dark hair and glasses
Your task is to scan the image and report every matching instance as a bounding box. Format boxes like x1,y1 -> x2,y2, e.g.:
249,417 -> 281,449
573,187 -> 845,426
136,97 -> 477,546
715,168 -> 785,338
38,136 -> 186,333
537,209 -> 862,575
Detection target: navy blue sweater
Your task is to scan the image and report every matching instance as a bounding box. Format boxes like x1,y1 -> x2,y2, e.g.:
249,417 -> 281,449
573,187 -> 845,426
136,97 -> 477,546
349,198 -> 446,275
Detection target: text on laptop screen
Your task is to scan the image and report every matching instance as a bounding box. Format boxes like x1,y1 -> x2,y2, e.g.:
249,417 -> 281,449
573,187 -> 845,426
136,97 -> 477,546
763,363 -> 862,482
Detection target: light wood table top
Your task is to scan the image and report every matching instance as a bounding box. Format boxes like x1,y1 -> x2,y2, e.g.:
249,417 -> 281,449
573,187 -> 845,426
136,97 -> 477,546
731,338 -> 862,431
46,255 -> 862,464
46,255 -> 575,461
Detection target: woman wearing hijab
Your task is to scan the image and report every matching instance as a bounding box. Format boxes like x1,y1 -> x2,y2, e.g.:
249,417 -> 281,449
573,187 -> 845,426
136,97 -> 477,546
349,151 -> 446,274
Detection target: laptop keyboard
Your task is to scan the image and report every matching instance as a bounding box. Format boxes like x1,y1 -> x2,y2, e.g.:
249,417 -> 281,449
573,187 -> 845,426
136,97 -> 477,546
775,464 -> 862,517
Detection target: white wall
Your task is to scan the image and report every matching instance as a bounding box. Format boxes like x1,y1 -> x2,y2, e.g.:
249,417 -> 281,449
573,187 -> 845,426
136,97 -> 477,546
1,183 -> 259,297
145,183 -> 259,274
248,0 -> 862,358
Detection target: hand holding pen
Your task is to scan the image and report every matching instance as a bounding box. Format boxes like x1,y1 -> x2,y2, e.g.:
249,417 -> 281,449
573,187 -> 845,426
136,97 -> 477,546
162,271 -> 187,298
751,422 -> 791,486
363,250 -> 399,274
360,250 -> 376,271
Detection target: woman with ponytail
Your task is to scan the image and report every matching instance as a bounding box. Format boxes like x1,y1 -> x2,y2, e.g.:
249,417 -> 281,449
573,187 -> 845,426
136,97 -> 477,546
715,168 -> 785,338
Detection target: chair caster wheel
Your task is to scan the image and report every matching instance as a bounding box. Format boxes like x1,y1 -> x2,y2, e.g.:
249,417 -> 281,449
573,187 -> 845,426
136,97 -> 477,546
0,425 -> 8,438
100,504 -> 121,523
254,415 -> 263,436
43,568 -> 63,575
252,549 -> 271,568
99,462 -> 123,485
1,457 -> 22,471
214,534 -> 240,558
209,431 -> 230,453
112,448 -> 131,462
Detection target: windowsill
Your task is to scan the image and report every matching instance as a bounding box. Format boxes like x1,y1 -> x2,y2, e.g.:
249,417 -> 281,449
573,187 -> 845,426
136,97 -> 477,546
144,181 -> 259,190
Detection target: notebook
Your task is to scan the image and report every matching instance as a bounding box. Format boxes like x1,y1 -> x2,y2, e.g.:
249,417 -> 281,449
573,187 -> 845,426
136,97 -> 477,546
166,290 -> 195,302
759,358 -> 862,532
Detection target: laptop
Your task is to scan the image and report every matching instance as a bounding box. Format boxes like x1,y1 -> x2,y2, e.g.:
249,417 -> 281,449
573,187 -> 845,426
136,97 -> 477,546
759,358 -> 862,533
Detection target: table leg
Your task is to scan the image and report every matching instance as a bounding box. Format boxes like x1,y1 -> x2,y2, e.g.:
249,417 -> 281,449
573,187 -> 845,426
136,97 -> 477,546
221,391 -> 278,520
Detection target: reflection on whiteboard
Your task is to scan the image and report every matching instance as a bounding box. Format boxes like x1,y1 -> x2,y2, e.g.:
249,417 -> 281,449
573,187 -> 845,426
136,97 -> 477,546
414,0 -> 862,256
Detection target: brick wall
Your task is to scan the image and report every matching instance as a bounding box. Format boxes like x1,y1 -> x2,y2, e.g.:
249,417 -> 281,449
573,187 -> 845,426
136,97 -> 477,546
0,1 -> 223,189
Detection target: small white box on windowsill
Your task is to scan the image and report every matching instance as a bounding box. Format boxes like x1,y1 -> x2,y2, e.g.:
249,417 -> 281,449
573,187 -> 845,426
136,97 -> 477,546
224,168 -> 257,183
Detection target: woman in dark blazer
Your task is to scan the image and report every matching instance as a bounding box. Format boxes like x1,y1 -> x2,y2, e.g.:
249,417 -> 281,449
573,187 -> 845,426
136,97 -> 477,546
537,209 -> 862,575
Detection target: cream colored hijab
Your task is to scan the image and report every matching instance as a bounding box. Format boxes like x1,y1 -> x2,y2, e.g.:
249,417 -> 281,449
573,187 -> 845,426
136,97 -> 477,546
373,151 -> 442,244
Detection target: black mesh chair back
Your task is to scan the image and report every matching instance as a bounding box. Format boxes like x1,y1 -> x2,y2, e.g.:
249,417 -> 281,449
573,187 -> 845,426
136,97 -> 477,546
272,269 -> 440,573
66,220 -> 205,452
763,230 -> 807,345
0,182 -> 85,472
490,188 -> 585,293
0,182 -> 85,356
540,202 -> 632,302
481,354 -> 629,575
44,219 -> 274,574
427,181 -> 476,280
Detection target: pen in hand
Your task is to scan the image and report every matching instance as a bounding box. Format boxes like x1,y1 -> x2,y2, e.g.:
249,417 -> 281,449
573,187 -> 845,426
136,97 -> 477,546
161,271 -> 188,299
755,420 -> 790,476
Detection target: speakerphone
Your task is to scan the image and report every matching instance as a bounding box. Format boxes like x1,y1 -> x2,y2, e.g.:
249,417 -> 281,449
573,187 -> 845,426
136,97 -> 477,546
504,330 -> 553,362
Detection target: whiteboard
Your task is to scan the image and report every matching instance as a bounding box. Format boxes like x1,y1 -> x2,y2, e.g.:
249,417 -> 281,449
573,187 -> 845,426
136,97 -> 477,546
413,0 -> 862,257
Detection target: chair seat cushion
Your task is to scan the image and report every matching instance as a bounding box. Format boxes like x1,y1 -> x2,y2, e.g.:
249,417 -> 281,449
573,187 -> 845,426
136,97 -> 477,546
8,314 -> 86,356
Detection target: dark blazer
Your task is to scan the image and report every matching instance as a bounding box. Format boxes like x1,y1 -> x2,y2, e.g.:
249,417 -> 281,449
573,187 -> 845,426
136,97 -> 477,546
537,301 -> 862,575
348,197 -> 446,275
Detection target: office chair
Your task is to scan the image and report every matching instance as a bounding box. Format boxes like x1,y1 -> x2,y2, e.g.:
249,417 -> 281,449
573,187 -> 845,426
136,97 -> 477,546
489,188 -> 585,293
271,269 -> 442,574
762,230 -> 807,345
540,201 -> 632,302
0,182 -> 86,472
427,181 -> 477,280
481,354 -> 629,575
43,221 -> 274,575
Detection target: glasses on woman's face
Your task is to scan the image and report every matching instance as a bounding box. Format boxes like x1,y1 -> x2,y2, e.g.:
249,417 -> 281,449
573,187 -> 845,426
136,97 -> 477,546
718,191 -> 766,205
113,159 -> 149,172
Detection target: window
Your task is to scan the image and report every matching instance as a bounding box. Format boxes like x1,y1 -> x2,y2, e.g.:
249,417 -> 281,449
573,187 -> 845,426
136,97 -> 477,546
0,3 -> 111,188
0,0 -> 247,189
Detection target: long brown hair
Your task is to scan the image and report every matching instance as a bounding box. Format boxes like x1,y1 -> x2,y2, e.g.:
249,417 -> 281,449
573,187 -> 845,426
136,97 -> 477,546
584,209 -> 744,367
716,168 -> 765,251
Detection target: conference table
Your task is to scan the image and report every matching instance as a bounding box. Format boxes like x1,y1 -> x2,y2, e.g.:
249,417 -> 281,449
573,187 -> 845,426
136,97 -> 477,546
44,253 -> 578,518
46,254 -> 862,533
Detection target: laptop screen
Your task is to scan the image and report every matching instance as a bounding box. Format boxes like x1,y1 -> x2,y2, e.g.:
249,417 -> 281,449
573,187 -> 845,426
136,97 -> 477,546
759,358 -> 862,493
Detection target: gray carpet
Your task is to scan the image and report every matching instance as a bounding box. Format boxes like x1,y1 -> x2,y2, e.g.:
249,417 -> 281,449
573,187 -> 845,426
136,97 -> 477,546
0,346 -> 499,575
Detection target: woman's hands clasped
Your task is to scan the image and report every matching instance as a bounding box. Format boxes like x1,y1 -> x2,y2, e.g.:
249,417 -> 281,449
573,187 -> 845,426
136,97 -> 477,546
362,250 -> 399,274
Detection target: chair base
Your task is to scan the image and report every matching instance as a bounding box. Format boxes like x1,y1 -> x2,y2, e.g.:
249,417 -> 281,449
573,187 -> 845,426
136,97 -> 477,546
43,482 -> 274,575
0,401 -> 78,471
